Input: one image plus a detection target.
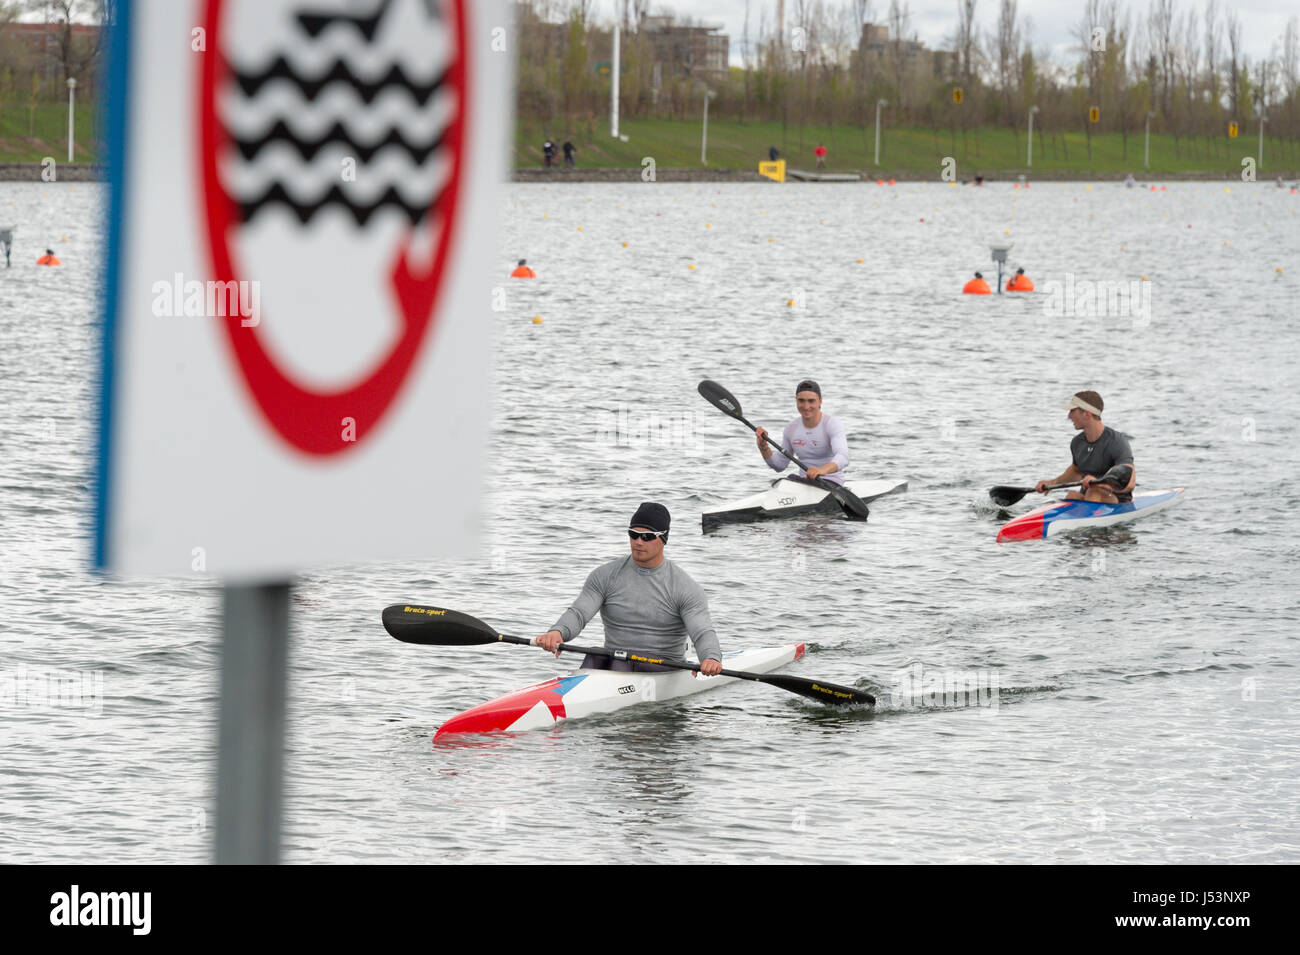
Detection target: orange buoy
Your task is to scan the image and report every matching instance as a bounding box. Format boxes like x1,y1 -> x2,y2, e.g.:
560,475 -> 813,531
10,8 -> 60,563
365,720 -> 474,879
510,259 -> 536,278
963,274 -> 991,295
36,250 -> 61,266
1006,277 -> 1035,291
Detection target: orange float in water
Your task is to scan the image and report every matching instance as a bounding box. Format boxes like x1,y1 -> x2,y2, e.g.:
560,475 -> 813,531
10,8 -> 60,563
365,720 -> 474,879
1006,269 -> 1034,292
36,250 -> 61,266
963,274 -> 991,294
510,258 -> 536,278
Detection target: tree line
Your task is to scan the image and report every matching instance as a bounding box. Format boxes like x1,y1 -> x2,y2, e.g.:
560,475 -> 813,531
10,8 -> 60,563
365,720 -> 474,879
515,0 -> 1300,163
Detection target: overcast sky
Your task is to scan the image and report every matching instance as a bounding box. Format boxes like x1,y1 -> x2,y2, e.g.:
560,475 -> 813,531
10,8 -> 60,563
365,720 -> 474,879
589,0 -> 1295,68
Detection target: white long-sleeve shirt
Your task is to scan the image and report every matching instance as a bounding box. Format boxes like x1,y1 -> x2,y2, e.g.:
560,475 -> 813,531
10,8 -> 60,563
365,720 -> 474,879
764,414 -> 850,485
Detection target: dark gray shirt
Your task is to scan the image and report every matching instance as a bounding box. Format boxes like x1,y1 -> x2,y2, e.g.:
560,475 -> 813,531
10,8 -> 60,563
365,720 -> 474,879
551,556 -> 722,662
1071,426 -> 1134,499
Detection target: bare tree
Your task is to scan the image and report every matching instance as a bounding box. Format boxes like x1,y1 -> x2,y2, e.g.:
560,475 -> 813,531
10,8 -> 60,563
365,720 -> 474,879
887,0 -> 911,113
995,0 -> 1020,127
1148,0 -> 1175,119
1226,8 -> 1243,119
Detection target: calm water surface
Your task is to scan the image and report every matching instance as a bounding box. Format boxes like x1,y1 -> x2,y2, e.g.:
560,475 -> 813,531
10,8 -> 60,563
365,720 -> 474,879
1,179 -> 1297,863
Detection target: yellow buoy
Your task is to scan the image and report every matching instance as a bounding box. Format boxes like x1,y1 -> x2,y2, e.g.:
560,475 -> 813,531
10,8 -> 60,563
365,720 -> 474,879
621,242 -> 628,247
688,264 -> 696,270
705,223 -> 711,228
768,238 -> 774,243
1004,229 -> 1010,235
1277,267 -> 1284,274
786,299 -> 795,306
1141,275 -> 1149,281
856,258 -> 864,263
532,316 -> 543,324
577,226 -> 582,231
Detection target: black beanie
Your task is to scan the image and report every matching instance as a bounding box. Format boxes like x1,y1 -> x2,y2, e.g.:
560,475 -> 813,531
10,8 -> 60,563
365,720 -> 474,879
795,379 -> 821,397
630,502 -> 670,534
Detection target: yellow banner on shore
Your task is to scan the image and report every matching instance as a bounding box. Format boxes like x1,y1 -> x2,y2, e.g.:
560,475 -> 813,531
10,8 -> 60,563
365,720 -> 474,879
758,160 -> 786,183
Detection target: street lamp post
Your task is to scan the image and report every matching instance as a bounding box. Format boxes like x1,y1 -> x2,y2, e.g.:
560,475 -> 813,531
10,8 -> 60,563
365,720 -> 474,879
874,99 -> 888,167
67,77 -> 77,163
1144,111 -> 1156,170
701,87 -> 716,166
1027,106 -> 1039,167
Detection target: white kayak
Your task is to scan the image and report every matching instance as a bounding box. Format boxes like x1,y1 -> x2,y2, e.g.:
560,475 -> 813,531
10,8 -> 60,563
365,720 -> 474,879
997,487 -> 1185,541
434,643 -> 805,739
702,476 -> 908,530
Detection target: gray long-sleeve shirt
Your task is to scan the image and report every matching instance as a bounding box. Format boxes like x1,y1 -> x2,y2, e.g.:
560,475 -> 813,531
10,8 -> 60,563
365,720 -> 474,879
551,556 -> 722,662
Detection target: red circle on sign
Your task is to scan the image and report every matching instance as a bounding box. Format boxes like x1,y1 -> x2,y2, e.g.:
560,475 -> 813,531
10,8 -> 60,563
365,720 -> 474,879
197,0 -> 468,456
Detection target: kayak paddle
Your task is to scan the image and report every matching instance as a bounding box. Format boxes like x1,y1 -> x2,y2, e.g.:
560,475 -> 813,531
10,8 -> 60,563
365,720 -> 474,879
383,604 -> 876,707
697,379 -> 871,521
989,464 -> 1134,507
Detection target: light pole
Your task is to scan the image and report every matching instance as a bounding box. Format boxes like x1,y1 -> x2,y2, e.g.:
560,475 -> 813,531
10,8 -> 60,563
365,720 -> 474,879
1258,113 -> 1267,171
611,21 -> 620,139
874,99 -> 888,167
67,77 -> 77,163
1144,111 -> 1155,170
1027,106 -> 1039,167
700,87 -> 716,166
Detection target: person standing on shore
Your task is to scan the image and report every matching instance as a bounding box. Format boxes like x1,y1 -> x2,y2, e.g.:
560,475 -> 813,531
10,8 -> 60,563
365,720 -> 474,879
815,143 -> 827,168
563,138 -> 576,168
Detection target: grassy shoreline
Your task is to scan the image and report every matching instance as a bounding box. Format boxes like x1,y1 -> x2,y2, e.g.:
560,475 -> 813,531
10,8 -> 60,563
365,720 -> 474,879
515,119 -> 1300,178
4,112 -> 1296,179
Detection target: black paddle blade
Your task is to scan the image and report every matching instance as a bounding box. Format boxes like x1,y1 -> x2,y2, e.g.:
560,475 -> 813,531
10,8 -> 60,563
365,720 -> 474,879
697,379 -> 743,419
1102,464 -> 1133,487
760,673 -> 876,707
819,481 -> 870,520
988,485 -> 1031,507
382,604 -> 499,645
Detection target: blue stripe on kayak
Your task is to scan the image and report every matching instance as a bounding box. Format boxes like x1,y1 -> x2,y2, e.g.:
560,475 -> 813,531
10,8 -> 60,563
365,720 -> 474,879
1041,490 -> 1179,528
555,675 -> 587,696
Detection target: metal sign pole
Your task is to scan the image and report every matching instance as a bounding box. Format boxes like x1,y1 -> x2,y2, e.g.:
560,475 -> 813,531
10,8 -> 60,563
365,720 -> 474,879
216,581 -> 291,864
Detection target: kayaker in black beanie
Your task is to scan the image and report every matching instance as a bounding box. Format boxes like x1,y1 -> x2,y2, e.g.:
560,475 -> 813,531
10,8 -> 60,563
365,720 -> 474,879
535,502 -> 724,675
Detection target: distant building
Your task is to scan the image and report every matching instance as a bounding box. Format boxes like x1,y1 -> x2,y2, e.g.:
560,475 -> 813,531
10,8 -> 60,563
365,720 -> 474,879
853,22 -> 956,86
642,16 -> 729,83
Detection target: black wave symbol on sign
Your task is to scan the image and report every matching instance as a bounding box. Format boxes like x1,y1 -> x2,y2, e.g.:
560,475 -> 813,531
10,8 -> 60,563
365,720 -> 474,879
232,58 -> 448,107
297,0 -> 395,41
233,120 -> 447,163
238,181 -> 439,226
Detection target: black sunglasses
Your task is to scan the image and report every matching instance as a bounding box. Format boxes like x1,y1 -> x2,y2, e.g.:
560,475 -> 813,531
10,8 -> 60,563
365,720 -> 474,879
627,528 -> 667,542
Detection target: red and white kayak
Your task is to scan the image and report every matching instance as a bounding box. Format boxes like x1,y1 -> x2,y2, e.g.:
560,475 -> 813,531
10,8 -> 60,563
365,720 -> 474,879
996,488 -> 1185,542
434,643 -> 805,739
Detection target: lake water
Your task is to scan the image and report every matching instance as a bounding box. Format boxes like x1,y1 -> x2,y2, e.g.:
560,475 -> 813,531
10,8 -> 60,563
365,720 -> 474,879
1,178 -> 1297,863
